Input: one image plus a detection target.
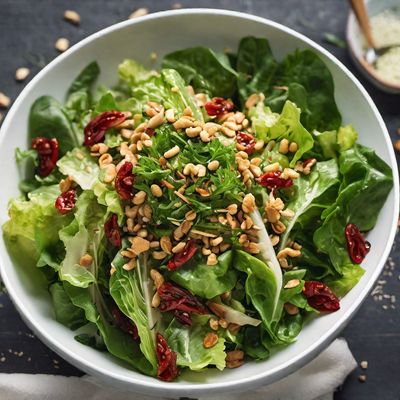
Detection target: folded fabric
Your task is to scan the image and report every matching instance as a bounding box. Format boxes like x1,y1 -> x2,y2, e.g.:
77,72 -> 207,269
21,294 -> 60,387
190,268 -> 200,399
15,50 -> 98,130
0,338 -> 356,400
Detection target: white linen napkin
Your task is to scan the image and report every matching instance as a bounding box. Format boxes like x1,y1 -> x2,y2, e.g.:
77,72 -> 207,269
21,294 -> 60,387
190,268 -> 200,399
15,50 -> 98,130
0,338 -> 356,400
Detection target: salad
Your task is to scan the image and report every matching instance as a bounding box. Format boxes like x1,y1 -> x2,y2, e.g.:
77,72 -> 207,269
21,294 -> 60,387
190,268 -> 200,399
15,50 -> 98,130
3,37 -> 393,381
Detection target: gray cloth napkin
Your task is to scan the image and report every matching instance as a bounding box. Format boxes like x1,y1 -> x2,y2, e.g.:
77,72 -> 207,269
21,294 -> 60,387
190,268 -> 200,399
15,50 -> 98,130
0,338 -> 356,400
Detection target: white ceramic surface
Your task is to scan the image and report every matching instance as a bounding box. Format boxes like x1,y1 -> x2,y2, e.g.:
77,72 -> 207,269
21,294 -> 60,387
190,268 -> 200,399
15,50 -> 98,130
0,9 -> 398,397
346,0 -> 400,93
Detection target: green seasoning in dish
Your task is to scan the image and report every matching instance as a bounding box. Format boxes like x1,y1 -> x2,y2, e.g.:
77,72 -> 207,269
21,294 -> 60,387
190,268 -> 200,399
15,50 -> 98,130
3,37 -> 393,381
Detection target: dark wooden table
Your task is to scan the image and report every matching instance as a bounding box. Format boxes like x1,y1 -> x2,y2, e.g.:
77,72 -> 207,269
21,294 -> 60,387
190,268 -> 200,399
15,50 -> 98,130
0,1 -> 399,399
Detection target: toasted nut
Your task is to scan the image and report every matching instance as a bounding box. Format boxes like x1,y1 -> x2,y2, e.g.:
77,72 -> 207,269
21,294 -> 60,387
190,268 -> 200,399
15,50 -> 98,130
284,279 -> 301,289
226,213 -> 239,229
221,126 -> 236,138
98,153 -> 113,168
59,176 -> 74,193
272,220 -> 286,234
147,110 -> 164,129
195,187 -> 210,197
289,142 -> 298,153
165,108 -> 176,123
277,247 -> 301,259
245,242 -> 260,254
137,229 -> 148,238
245,93 -> 260,109
278,138 -> 289,154
265,205 -> 281,223
122,259 -> 137,271
150,240 -> 160,248
254,139 -> 265,151
358,374 -> 367,383
79,253 -> 93,267
210,237 -> 223,247
172,241 -> 186,254
55,37 -> 70,52
129,7 -> 149,18
164,145 -> 180,159
151,292 -> 160,308
218,318 -> 228,328
280,208 -> 295,219
150,269 -> 164,289
64,9 -> 80,25
186,126 -> 201,138
237,158 -> 251,172
152,251 -> 168,260
394,140 -> 400,153
209,318 -> 219,331
180,220 -> 193,235
203,332 -> 219,348
0,92 -> 11,108
284,303 -> 299,315
202,247 -> 211,256
207,253 -> 218,266
227,204 -> 238,215
207,160 -> 220,171
281,168 -> 300,180
15,67 -> 30,82
183,107 -> 193,117
200,130 -> 210,142
263,162 -> 281,173
125,205 -> 138,219
103,164 -> 117,183
121,249 -> 136,258
133,190 -> 147,205
196,164 -> 207,177
242,193 -> 256,214
131,237 -> 150,255
360,360 -> 368,370
150,184 -> 163,198
270,235 -> 280,246
173,117 -> 194,130
249,164 -> 262,177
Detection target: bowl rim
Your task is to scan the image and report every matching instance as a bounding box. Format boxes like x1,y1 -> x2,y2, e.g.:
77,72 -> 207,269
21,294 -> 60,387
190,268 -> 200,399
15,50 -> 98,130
0,7 -> 399,395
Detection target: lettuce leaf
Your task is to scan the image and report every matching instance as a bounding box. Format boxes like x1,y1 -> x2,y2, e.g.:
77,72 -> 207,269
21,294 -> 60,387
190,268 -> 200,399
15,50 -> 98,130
165,315 -> 226,371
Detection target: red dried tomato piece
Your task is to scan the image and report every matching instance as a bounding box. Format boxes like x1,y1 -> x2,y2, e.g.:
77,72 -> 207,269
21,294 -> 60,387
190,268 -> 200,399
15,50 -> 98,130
174,310 -> 192,326
156,333 -> 179,382
104,214 -> 122,248
167,240 -> 197,270
303,281 -> 340,312
115,161 -> 134,200
55,190 -> 76,215
257,171 -> 293,189
110,304 -> 139,340
31,137 -> 59,177
204,97 -> 234,117
144,127 -> 155,137
83,111 -> 126,146
158,281 -> 208,316
236,132 -> 256,154
345,223 -> 371,264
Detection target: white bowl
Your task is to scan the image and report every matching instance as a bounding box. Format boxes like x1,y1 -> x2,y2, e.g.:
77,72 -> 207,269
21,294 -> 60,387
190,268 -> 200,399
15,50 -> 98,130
0,9 -> 398,397
346,0 -> 400,93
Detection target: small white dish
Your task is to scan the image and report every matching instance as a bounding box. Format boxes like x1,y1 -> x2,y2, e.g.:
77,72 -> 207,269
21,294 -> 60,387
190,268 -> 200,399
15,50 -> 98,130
346,0 -> 400,93
0,8 -> 398,397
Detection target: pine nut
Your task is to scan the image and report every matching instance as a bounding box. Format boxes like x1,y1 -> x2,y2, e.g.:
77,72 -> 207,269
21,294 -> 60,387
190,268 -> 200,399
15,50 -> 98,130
227,204 -> 238,215
284,279 -> 300,289
203,332 -> 218,348
200,130 -> 210,142
64,9 -> 80,25
152,251 -> 167,260
185,210 -> 197,221
98,153 -> 113,168
284,303 -> 299,315
289,142 -> 298,153
164,145 -> 180,159
207,253 -> 218,266
15,67 -> 30,82
172,241 -> 186,253
55,37 -> 70,52
79,253 -> 93,267
245,93 -> 260,109
150,184 -> 163,198
150,269 -> 164,288
133,190 -> 147,205
196,164 -> 207,177
147,110 -> 164,129
279,138 -> 289,154
129,7 -> 149,18
165,108 -> 176,123
103,164 -> 117,183
186,126 -> 201,138
263,162 -> 281,173
0,92 -> 11,108
207,160 -> 220,171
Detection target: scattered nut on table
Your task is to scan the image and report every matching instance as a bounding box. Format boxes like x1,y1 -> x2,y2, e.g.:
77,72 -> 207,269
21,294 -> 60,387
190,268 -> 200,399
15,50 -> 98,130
63,9 -> 80,25
0,92 -> 11,108
55,38 -> 70,52
128,7 -> 149,19
15,67 -> 30,82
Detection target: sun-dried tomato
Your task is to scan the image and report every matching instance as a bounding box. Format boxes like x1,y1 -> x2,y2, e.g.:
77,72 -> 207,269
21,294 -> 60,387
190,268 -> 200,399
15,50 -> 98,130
144,127 -> 155,137
174,310 -> 192,327
167,240 -> 197,270
303,281 -> 340,312
83,111 -> 126,146
257,171 -> 293,189
236,132 -> 256,154
345,223 -> 371,264
115,161 -> 134,200
31,137 -> 59,177
104,214 -> 121,248
156,333 -> 179,382
204,97 -> 234,117
55,190 -> 76,214
158,281 -> 208,317
110,304 -> 139,340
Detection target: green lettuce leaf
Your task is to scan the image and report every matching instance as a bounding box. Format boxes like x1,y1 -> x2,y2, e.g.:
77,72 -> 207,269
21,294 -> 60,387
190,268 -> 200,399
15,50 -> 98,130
168,250 -> 237,299
118,59 -> 155,86
337,124 -> 358,151
57,147 -> 99,190
165,315 -> 226,371
162,47 -> 238,98
324,264 -> 365,298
